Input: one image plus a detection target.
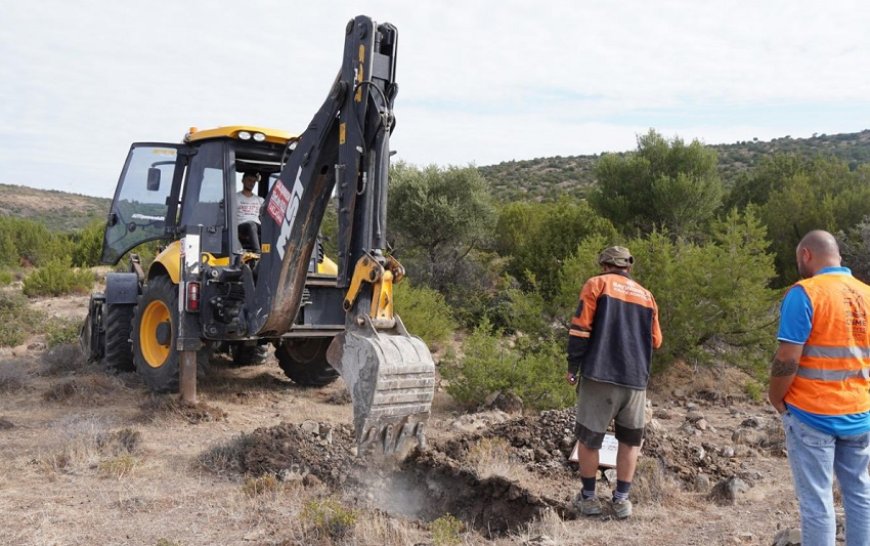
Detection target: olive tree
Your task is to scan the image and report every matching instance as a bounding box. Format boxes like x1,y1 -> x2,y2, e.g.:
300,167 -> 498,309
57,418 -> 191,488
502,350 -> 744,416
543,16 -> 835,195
590,129 -> 723,239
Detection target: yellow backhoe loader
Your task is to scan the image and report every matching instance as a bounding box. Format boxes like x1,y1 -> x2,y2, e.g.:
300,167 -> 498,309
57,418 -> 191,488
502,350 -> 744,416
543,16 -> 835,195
80,15 -> 434,454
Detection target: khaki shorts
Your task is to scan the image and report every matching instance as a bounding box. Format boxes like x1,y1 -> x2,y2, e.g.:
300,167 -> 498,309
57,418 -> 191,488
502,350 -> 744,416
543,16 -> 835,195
575,377 -> 646,449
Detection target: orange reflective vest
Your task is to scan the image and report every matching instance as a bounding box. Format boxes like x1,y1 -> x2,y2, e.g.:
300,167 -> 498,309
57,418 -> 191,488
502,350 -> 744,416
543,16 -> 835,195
785,273 -> 870,415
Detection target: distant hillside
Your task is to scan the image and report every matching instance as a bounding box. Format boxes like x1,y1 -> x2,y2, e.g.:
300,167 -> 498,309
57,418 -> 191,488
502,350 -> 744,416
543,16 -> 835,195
480,130 -> 870,201
0,184 -> 109,231
6,129 -> 870,230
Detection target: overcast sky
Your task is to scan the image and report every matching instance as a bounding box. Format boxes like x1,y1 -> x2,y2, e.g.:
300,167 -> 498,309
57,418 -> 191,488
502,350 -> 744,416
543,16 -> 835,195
2,0 -> 870,197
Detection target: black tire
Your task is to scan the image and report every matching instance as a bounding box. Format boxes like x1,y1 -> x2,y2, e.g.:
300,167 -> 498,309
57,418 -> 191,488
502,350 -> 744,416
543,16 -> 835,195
103,303 -> 135,373
230,342 -> 268,367
132,276 -> 180,392
275,338 -> 339,387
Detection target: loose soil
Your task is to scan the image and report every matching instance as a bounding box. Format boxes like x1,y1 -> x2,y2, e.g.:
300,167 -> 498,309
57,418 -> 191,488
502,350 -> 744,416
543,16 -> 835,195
0,297 -> 808,545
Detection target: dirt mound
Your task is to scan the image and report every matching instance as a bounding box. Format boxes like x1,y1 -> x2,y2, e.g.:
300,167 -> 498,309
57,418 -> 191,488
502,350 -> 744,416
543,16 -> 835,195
642,422 -> 743,484
200,420 -> 358,487
438,409 -> 575,475
198,418 -> 571,536
437,406 -> 779,490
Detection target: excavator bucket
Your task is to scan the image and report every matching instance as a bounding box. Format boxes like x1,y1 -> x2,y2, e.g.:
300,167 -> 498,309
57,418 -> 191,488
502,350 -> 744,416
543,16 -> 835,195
327,315 -> 435,456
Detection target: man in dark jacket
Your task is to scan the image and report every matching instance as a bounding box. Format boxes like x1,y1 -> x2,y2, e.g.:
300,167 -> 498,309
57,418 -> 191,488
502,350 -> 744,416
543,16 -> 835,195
566,246 -> 662,519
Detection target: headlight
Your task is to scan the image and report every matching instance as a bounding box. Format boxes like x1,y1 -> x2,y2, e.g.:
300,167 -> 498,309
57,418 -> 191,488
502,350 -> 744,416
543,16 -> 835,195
237,131 -> 252,140
253,132 -> 266,142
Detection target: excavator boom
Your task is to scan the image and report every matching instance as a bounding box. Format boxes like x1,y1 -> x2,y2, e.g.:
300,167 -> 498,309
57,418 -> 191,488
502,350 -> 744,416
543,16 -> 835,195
250,16 -> 434,453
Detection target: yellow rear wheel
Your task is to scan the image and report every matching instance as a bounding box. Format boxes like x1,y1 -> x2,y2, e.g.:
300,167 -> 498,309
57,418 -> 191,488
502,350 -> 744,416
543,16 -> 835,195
140,300 -> 172,368
132,275 -> 180,392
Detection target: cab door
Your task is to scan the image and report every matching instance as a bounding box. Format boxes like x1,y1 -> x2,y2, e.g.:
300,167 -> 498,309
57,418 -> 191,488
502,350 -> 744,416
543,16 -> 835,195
101,144 -> 186,264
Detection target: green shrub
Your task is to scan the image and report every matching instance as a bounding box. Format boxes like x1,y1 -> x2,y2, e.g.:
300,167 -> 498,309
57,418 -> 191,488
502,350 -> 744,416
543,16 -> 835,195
0,231 -> 16,268
558,208 -> 778,374
0,270 -> 13,286
744,380 -> 764,403
487,280 -> 555,340
23,260 -> 95,297
0,216 -> 71,267
394,281 -> 457,350
46,317 -> 82,347
112,241 -> 160,273
70,220 -> 105,268
442,319 -> 574,410
430,514 -> 463,546
0,291 -> 44,347
495,198 -> 616,299
301,498 -> 357,540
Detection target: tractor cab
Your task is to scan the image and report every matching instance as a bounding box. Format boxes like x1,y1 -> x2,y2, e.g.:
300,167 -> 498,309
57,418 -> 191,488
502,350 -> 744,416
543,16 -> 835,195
102,126 -> 300,266
98,124 -> 341,347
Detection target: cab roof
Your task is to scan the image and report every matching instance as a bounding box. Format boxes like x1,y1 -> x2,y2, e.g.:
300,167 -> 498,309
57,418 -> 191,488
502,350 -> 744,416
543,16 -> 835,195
183,125 -> 298,146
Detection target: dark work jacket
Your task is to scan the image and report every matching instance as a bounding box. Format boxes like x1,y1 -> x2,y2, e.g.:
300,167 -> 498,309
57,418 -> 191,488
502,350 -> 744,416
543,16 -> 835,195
567,271 -> 662,389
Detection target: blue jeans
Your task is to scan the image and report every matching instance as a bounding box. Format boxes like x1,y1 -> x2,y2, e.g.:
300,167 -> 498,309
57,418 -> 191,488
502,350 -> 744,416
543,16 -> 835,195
782,411 -> 870,545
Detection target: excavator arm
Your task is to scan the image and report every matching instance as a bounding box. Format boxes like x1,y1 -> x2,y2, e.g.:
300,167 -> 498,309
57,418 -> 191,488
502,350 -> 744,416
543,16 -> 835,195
249,16 -> 434,454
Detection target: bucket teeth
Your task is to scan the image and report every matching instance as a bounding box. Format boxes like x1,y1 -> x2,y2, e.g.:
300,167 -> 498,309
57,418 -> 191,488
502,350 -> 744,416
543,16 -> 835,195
360,419 -> 427,454
327,315 -> 435,456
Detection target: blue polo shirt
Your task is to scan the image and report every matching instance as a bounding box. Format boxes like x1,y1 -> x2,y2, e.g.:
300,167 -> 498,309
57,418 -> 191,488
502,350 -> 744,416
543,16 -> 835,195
777,266 -> 870,436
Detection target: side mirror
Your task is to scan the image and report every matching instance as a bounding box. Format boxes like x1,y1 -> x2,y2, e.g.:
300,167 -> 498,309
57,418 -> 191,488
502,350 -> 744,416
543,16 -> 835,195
147,167 -> 161,191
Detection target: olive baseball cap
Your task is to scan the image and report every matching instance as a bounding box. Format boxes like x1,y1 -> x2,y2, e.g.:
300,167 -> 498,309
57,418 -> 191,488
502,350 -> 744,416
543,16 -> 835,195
598,246 -> 634,267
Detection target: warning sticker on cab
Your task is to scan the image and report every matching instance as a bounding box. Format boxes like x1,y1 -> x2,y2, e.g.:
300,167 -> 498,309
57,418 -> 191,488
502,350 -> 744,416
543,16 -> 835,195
267,180 -> 291,225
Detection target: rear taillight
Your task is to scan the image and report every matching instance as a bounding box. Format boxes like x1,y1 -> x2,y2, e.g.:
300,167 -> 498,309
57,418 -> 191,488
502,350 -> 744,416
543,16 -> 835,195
186,281 -> 200,312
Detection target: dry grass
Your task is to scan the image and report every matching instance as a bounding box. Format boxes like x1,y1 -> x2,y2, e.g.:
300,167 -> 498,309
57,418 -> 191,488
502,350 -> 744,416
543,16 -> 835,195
465,437 -> 526,481
300,498 -> 358,542
96,427 -> 142,455
36,416 -> 111,475
649,359 -> 755,404
324,387 -> 352,405
242,473 -> 281,498
98,453 -> 138,479
39,342 -> 87,375
430,513 -> 464,546
515,508 -> 570,545
136,395 -> 228,424
631,457 -> 679,504
0,357 -> 32,392
0,294 -> 802,546
350,509 -> 414,545
199,368 -> 293,400
35,417 -> 143,480
196,433 -> 256,475
42,374 -> 125,404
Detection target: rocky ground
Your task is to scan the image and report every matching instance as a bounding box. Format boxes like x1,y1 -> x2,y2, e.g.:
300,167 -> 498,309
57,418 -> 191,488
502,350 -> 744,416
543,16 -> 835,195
0,293 -> 821,545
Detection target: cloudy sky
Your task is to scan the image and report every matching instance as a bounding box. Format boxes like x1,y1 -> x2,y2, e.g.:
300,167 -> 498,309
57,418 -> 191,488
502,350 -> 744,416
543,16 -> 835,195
2,0 -> 870,197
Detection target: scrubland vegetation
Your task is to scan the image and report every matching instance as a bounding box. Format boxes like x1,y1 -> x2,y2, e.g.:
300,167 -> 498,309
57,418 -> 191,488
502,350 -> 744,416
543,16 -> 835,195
5,129 -> 870,411
391,129 -> 870,407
